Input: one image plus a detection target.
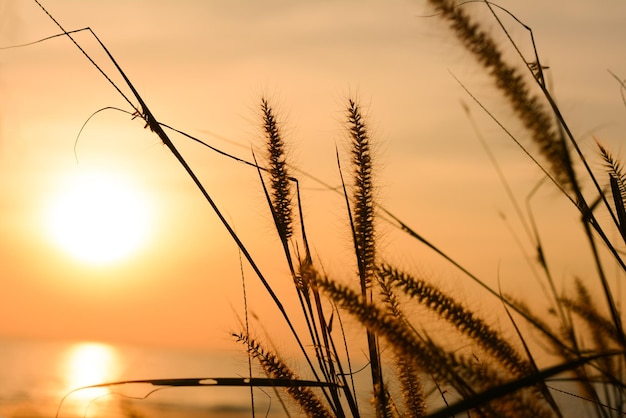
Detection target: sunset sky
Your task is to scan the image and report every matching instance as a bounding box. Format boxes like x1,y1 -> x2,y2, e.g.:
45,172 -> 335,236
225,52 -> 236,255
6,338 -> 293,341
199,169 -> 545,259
1,1 -> 625,350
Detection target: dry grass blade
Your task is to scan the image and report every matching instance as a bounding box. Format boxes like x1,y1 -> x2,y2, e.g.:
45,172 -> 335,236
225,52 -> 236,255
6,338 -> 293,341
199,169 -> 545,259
55,376 -> 340,418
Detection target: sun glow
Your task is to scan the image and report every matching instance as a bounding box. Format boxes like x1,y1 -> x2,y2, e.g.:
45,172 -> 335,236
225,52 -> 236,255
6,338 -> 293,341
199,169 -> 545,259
64,342 -> 120,391
59,342 -> 122,415
45,170 -> 152,265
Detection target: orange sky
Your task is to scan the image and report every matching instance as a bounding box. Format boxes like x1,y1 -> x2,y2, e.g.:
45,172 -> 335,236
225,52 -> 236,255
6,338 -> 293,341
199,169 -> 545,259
1,0 -> 626,350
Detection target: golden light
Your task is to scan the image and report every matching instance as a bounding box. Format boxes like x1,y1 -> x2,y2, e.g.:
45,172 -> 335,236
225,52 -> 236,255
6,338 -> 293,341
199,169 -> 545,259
60,342 -> 121,411
65,342 -> 119,389
45,169 -> 152,265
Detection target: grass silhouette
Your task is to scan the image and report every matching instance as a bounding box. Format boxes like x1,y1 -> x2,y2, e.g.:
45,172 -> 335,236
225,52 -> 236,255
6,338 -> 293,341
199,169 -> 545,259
4,1 -> 626,417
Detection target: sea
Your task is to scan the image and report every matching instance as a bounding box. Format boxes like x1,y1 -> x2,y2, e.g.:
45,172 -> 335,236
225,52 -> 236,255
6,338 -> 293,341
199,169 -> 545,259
0,338 -> 590,418
0,338 -> 291,418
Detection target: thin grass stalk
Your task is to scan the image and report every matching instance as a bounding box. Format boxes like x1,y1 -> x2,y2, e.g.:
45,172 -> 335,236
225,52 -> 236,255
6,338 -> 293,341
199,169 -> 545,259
28,3 -> 337,391
252,126 -> 587,374
341,99 -> 388,417
609,70 -> 626,109
314,274 -> 558,417
312,273 -> 476,400
579,217 -> 626,357
377,202 -> 583,361
479,2 -> 626,350
428,1 -> 624,355
485,1 -> 626,242
169,116 -> 350,415
325,305 -> 362,416
258,99 -> 347,407
510,296 -> 608,416
324,297 -> 362,415
462,102 -> 564,323
425,352 -> 622,418
254,153 -> 344,414
561,280 -> 626,412
427,0 -> 572,190
258,99 -> 356,416
299,281 -> 350,413
293,176 -> 345,394
253,149 -> 329,375
236,247 -> 256,417
338,152 -> 387,417
455,70 -> 626,282
437,2 -> 625,353
524,182 -> 588,375
235,334 -> 334,418
525,181 -> 568,315
299,258 -> 356,418
461,101 -> 535,248
498,288 -> 563,417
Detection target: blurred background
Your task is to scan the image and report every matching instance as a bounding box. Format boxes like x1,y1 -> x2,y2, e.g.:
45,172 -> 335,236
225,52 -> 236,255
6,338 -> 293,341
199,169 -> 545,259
1,1 -> 625,416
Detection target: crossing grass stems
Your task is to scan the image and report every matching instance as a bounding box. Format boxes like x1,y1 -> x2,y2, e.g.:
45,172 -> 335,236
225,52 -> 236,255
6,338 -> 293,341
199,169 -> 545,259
6,1 -> 626,417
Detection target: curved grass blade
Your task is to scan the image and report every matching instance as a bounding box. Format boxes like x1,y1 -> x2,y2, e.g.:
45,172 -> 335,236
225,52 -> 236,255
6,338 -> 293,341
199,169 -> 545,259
57,377 -> 340,418
70,377 -> 341,389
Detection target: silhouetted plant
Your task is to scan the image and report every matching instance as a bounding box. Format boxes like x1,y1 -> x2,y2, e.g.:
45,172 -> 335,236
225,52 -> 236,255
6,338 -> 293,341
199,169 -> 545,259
6,1 -> 626,417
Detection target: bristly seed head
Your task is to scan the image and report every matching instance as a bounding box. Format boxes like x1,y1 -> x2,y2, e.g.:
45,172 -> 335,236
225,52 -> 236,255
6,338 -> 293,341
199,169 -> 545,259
234,333 -> 333,418
262,97 -> 294,241
427,0 -> 574,191
348,99 -> 376,290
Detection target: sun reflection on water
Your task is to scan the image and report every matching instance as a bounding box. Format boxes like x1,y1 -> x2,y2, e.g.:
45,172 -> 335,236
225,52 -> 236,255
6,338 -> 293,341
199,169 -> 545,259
59,342 -> 122,416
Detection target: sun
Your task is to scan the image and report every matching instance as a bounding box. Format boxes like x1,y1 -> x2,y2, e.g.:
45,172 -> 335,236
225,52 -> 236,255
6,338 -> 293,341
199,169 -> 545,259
45,169 -> 152,265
